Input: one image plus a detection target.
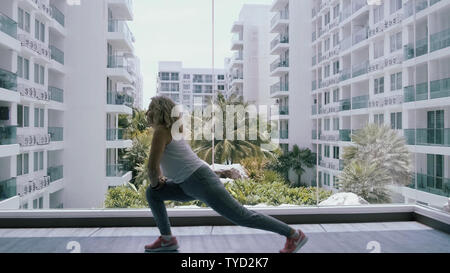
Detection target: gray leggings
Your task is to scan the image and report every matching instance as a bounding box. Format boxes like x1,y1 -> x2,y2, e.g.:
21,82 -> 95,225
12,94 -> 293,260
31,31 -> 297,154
146,165 -> 292,237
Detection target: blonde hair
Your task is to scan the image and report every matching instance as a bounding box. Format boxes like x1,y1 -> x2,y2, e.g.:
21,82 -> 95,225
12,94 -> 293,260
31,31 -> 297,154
146,96 -> 179,129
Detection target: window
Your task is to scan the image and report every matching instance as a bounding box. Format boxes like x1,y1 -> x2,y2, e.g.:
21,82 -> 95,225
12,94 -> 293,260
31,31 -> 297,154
324,12 -> 330,25
374,114 -> 384,125
160,72 -> 170,81
334,176 -> 340,189
324,92 -> 330,105
333,89 -> 339,103
193,75 -> 203,83
34,64 -> 45,85
205,75 -> 213,83
324,145 -> 330,158
333,32 -> 339,47
333,117 -> 339,131
324,65 -> 330,78
390,0 -> 402,14
204,85 -> 213,93
17,105 -> 29,128
324,119 -> 331,131
33,151 -> 44,172
333,146 -> 340,159
194,85 -> 202,93
390,72 -> 402,91
325,38 -> 330,52
333,4 -> 340,19
170,73 -> 179,81
18,8 -> 30,32
170,83 -> 179,92
183,84 -> 190,90
374,77 -> 384,94
160,83 -> 170,91
218,85 -> 225,91
35,19 -> 45,42
373,4 -> 384,24
391,112 -> 402,130
218,75 -> 225,80
183,74 -> 190,80
390,32 -> 402,52
374,40 -> 384,59
17,153 -> 29,176
333,61 -> 340,75
34,108 -> 45,128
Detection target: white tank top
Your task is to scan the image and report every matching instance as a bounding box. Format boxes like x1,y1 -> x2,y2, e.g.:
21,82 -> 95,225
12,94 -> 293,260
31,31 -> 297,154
160,139 -> 206,183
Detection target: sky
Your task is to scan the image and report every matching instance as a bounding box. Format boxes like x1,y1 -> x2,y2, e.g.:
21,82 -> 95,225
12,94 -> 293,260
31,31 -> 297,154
129,0 -> 273,109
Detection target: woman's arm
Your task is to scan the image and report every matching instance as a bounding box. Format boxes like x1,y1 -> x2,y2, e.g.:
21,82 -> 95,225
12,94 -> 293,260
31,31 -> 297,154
148,127 -> 171,188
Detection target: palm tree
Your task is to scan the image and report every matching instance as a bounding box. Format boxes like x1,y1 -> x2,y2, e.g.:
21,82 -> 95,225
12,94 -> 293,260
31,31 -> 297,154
338,124 -> 412,203
268,145 -> 316,186
190,93 -> 275,164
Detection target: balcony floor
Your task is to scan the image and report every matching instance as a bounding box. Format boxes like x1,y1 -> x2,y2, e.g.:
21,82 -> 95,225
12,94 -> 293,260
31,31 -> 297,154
0,221 -> 449,253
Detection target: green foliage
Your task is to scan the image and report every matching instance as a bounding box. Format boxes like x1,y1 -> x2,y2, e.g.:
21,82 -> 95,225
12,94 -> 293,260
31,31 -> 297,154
104,185 -> 147,208
240,156 -> 269,181
339,124 -> 413,203
268,145 -> 316,186
123,129 -> 153,187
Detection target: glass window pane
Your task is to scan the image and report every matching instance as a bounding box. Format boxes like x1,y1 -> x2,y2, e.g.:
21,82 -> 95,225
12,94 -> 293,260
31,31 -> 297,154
35,19 -> 39,40
397,72 -> 402,90
24,106 -> 29,127
17,154 -> 22,176
40,23 -> 45,42
17,56 -> 23,78
34,108 -> 39,127
17,105 -> 23,128
397,112 -> 402,129
34,152 -> 38,172
23,153 -> 29,174
24,59 -> 29,80
25,12 -> 30,32
39,151 -> 44,170
40,109 -> 44,127
34,64 -> 39,84
40,66 -> 44,85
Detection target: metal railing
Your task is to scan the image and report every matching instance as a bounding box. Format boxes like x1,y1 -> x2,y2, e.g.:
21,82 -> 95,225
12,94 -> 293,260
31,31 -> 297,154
107,91 -> 134,107
270,34 -> 289,50
270,58 -> 289,72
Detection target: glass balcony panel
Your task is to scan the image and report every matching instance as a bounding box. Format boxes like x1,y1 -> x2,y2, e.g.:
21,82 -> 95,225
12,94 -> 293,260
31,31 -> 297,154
411,173 -> 450,197
415,38 -> 428,57
430,77 -> 450,99
51,5 -> 65,27
351,95 -> 369,110
48,127 -> 63,142
415,82 -> 428,101
280,130 -> 288,139
48,166 -> 64,183
106,164 -> 127,177
352,61 -> 369,78
430,27 -> 450,52
107,91 -> 134,107
339,129 -> 351,141
106,128 -> 125,141
0,67 -> 17,91
108,20 -> 134,44
0,126 -> 17,145
0,11 -> 17,38
404,128 -> 450,147
50,45 -> 64,65
415,0 -> 428,13
0,178 -> 17,202
404,85 -> 416,102
339,98 -> 351,111
404,43 -> 415,60
49,86 -> 64,103
108,55 -> 128,68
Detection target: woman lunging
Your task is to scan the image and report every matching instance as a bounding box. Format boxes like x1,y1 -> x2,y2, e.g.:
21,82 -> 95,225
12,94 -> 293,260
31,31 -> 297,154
144,96 -> 308,253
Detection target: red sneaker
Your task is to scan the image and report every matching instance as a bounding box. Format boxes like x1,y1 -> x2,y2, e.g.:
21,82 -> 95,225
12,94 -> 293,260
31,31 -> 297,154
280,230 -> 308,253
144,236 -> 179,252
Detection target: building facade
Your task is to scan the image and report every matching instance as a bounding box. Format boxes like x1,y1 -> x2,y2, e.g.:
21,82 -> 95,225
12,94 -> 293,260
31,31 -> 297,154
0,0 -> 141,209
298,0 -> 449,208
156,61 -> 227,111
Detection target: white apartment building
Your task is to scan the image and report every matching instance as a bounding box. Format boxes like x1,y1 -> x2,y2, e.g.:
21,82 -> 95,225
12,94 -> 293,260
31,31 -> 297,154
272,0 -> 450,208
156,61 -> 227,111
0,0 -> 141,209
228,4 -> 272,106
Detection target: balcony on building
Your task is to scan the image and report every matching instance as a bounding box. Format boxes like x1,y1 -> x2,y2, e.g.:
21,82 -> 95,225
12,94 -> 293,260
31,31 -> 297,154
106,127 -> 132,149
408,172 -> 450,198
270,57 -> 289,77
270,9 -> 289,33
108,19 -> 135,52
107,0 -> 134,21
0,67 -> 18,100
107,55 -> 133,84
0,125 -> 19,158
230,72 -> 244,86
231,32 -> 244,51
106,90 -> 133,115
230,21 -> 243,33
106,161 -> 132,187
49,45 -> 64,73
404,128 -> 450,148
0,10 -> 20,51
312,129 -> 322,140
270,0 -> 289,13
48,127 -> 63,142
229,51 -> 243,69
0,177 -> 17,203
48,86 -> 64,103
47,165 -> 63,183
270,33 -> 289,55
270,81 -> 288,98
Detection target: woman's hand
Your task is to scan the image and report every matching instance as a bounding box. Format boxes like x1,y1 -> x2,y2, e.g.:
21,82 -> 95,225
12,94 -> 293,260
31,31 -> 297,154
151,176 -> 168,191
